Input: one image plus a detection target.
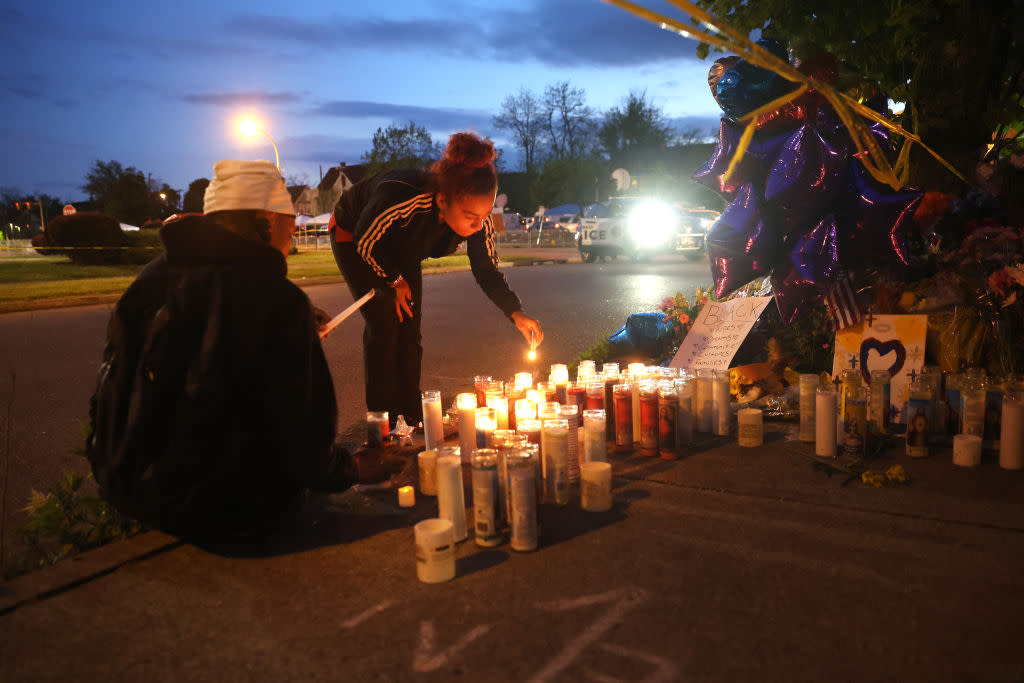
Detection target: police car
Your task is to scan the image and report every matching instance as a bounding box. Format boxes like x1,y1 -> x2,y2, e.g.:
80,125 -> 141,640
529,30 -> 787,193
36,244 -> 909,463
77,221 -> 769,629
576,197 -> 682,263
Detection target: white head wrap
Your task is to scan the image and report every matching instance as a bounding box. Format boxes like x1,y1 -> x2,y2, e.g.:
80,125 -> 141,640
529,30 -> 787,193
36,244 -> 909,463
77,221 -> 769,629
203,160 -> 295,216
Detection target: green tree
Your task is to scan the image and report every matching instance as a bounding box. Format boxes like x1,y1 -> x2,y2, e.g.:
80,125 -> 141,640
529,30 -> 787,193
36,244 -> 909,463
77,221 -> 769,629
541,81 -> 597,161
493,88 -> 545,175
182,177 -> 209,213
598,90 -> 675,174
81,160 -> 167,226
694,0 -> 1024,189
530,157 -> 614,210
361,122 -> 440,176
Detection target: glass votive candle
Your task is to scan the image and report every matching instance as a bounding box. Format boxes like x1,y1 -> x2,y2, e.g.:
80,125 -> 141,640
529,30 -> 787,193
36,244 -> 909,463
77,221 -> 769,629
541,418 -> 570,505
538,401 -> 561,421
536,381 -> 557,402
577,360 -> 596,383
580,461 -> 612,512
474,374 -> 492,407
515,398 -> 537,421
586,381 -> 606,411
638,381 -> 658,454
517,418 -> 542,446
658,383 -> 679,459
582,409 -> 607,463
456,393 -> 478,463
475,407 -> 497,448
422,390 -> 445,451
627,362 -> 646,378
612,383 -> 633,451
513,372 -> 534,392
366,410 -> 389,447
471,448 -> 502,546
567,380 -> 587,412
526,389 -> 545,405
601,362 -> 620,378
487,395 -> 510,431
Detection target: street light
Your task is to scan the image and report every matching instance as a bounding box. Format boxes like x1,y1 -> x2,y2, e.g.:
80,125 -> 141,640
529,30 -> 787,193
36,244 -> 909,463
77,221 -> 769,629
238,117 -> 280,169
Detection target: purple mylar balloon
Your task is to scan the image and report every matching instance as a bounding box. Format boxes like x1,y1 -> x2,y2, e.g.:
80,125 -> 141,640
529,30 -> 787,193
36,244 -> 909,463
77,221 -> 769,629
764,122 -> 851,236
838,164 -> 923,267
705,183 -> 774,298
693,120 -> 792,198
771,214 -> 842,324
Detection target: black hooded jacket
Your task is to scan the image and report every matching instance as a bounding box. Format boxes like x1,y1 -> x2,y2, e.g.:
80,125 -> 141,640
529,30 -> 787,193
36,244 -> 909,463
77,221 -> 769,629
86,214 -> 356,539
332,169 -> 522,316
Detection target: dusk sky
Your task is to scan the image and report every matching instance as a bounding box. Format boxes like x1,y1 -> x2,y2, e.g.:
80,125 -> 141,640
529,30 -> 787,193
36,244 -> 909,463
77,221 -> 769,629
1,0 -> 724,203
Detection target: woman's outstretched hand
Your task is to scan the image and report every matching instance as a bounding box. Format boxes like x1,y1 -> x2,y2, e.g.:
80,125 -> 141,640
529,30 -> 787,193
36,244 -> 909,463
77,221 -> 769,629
510,311 -> 543,347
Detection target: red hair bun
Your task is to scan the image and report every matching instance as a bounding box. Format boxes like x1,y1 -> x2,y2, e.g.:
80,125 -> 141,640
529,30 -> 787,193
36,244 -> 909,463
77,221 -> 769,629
443,132 -> 496,168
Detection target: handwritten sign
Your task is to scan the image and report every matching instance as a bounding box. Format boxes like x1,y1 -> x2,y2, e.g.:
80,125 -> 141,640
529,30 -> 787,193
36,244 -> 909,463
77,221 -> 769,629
670,297 -> 772,370
831,314 -> 927,424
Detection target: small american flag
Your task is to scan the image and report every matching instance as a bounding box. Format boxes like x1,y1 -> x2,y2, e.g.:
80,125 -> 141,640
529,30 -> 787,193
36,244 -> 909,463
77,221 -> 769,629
824,276 -> 862,330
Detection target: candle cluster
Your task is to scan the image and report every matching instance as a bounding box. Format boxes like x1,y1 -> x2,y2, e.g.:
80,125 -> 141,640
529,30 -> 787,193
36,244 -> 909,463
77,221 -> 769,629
811,366 -> 1024,469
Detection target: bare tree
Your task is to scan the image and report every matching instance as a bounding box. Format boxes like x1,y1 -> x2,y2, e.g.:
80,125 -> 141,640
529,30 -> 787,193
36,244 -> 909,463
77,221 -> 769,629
541,81 -> 596,161
493,88 -> 545,175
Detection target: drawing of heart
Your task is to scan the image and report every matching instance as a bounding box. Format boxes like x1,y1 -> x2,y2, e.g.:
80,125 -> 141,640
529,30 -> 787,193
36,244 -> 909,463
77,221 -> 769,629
859,338 -> 906,383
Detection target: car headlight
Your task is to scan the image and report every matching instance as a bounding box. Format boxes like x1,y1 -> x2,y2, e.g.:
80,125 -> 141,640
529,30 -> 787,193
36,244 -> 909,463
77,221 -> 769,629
700,217 -> 715,230
627,201 -> 675,247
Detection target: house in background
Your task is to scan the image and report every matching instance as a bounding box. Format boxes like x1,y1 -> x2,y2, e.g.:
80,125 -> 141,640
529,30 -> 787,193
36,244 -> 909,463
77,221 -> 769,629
294,162 -> 369,217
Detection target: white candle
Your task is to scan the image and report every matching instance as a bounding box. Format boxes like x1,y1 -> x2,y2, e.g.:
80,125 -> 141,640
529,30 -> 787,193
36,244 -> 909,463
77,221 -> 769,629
582,409 -> 607,463
487,396 -> 509,431
421,390 -> 445,451
456,392 -> 477,464
550,363 -> 569,386
513,372 -> 534,392
696,369 -> 714,433
816,388 -> 838,458
418,449 -> 438,496
580,461 -> 612,512
737,408 -> 763,447
542,419 -> 570,505
952,434 -> 983,467
398,485 -> 415,507
515,398 -> 537,421
799,374 -> 817,442
475,407 -> 496,448
713,371 -> 731,436
675,379 -> 693,446
414,518 -> 455,583
999,397 -> 1023,470
471,449 -> 501,547
538,401 -> 561,421
436,455 -> 467,542
629,373 -> 642,441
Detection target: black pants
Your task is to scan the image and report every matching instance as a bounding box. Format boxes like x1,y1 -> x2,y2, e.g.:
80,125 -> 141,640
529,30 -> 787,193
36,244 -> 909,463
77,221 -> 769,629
331,238 -> 424,424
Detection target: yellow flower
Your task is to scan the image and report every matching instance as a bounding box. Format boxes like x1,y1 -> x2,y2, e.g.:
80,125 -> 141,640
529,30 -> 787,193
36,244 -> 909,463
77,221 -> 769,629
885,465 -> 908,484
861,471 -> 886,487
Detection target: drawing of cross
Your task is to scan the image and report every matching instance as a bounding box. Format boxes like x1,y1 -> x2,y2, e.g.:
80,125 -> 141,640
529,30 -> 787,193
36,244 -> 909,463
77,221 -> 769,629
907,368 -> 918,382
907,345 -> 923,365
848,354 -> 858,369
865,312 -> 875,327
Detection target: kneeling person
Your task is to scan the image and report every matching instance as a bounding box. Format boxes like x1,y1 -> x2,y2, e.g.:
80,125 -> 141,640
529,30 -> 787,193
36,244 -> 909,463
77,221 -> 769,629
87,159 -> 398,541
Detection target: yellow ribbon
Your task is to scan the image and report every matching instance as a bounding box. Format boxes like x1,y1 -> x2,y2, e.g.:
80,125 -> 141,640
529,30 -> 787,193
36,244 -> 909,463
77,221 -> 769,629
601,0 -> 967,190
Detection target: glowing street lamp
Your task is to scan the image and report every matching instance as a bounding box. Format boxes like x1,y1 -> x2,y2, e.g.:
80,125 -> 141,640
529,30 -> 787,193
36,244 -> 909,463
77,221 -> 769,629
237,117 -> 280,169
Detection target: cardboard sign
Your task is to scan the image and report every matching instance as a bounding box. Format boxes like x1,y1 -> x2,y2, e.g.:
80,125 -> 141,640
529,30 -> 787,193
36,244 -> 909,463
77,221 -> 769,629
831,314 -> 927,424
670,297 -> 772,370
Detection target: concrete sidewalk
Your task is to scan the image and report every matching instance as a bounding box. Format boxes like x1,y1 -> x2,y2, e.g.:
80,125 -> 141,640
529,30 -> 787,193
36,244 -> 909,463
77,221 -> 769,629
3,424 -> 1023,682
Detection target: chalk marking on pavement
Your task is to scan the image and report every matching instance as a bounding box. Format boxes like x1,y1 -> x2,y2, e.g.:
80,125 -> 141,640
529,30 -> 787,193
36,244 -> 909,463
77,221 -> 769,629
340,600 -> 395,629
412,619 -> 492,672
528,587 -> 649,683
583,643 -> 678,683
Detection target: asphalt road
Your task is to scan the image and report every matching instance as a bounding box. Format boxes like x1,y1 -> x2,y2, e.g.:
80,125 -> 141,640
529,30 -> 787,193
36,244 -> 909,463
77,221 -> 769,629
0,252 -> 712,552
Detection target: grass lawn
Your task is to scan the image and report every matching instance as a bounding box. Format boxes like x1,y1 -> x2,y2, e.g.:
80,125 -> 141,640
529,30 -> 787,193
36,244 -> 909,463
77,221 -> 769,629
0,249 -> 530,309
